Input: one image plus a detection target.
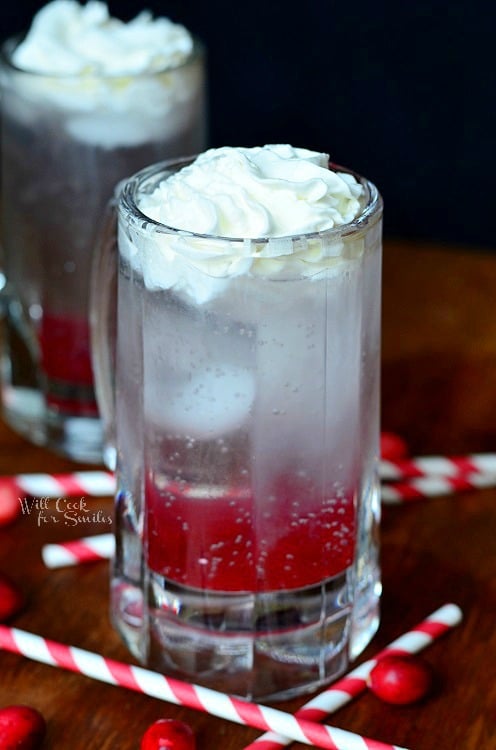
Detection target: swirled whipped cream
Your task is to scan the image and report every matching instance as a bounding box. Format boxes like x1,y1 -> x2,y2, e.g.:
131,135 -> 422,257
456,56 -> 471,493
6,1 -> 201,147
12,0 -> 193,75
124,146 -> 373,305
140,144 -> 363,238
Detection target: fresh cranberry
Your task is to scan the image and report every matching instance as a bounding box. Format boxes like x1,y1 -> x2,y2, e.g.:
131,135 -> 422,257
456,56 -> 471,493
380,431 -> 409,461
368,654 -> 434,705
0,705 -> 46,749
140,719 -> 196,750
0,484 -> 22,527
0,573 -> 24,622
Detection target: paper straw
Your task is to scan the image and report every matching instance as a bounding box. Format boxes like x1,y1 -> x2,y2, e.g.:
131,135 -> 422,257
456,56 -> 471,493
42,533 -> 115,568
242,603 -> 463,750
0,471 -> 115,498
381,473 -> 496,504
380,453 -> 496,481
0,627 -> 408,750
4,450 -> 495,500
3,452 -> 494,505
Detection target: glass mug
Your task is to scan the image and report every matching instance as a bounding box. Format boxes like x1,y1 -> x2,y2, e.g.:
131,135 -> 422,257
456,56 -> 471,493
91,156 -> 383,701
0,34 -> 206,462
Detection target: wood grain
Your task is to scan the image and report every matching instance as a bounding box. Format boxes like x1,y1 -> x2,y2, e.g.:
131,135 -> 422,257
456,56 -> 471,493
0,238 -> 495,749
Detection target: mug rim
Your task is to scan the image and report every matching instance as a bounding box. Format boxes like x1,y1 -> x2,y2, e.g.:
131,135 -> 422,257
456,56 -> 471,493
0,33 -> 204,79
120,154 -> 384,245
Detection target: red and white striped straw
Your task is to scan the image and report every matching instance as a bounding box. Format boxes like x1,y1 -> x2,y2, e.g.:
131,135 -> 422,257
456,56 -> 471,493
241,603 -> 463,750
380,454 -> 496,482
0,626 -> 408,750
3,450 -> 496,499
0,471 -> 115,499
381,474 -> 496,504
2,452 -> 495,507
42,533 -> 115,568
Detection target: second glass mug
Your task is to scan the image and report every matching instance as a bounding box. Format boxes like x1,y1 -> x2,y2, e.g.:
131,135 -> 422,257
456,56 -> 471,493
91,156 -> 383,701
0,33 -> 206,462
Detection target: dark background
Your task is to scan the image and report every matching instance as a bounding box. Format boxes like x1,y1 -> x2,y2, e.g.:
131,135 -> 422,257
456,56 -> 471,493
2,0 -> 495,248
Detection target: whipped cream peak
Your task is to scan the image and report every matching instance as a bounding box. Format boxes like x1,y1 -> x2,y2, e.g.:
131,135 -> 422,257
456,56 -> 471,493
140,145 -> 364,238
12,0 -> 193,76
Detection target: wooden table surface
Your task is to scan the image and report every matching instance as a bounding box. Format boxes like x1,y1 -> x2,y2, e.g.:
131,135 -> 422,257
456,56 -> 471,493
0,238 -> 495,750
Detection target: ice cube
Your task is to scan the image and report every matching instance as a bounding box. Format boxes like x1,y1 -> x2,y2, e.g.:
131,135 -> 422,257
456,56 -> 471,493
149,364 -> 254,439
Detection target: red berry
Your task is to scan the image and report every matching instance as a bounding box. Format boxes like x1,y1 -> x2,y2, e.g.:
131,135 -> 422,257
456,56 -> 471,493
0,705 -> 46,749
140,719 -> 196,750
380,431 -> 409,461
0,484 -> 22,527
368,655 -> 434,705
0,573 -> 24,622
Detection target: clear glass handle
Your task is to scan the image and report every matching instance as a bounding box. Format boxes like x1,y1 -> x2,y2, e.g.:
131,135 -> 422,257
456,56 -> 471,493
89,195 -> 118,469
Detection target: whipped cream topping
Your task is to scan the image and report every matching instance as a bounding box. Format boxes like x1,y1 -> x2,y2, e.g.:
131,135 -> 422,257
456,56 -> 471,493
12,0 -> 193,75
121,146 -> 376,305
4,1 -> 202,147
140,144 -> 364,238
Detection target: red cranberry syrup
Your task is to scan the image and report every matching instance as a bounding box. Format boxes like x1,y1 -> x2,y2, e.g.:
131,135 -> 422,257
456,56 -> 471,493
146,471 -> 356,592
39,312 -> 98,416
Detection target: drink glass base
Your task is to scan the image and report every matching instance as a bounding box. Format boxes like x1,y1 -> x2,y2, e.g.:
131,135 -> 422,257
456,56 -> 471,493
111,567 -> 379,702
